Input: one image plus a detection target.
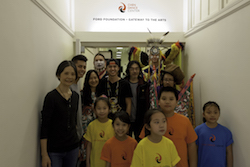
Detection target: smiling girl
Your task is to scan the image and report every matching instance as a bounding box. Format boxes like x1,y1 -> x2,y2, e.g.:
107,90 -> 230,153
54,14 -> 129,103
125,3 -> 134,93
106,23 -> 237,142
101,111 -> 137,167
84,96 -> 115,167
195,101 -> 233,167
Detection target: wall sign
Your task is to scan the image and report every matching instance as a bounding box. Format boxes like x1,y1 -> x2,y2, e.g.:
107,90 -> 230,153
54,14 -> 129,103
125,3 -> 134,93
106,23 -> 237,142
75,0 -> 183,32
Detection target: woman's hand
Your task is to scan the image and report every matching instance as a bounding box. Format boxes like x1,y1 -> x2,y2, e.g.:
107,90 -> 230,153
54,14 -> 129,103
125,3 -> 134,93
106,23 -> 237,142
41,154 -> 51,167
40,139 -> 51,167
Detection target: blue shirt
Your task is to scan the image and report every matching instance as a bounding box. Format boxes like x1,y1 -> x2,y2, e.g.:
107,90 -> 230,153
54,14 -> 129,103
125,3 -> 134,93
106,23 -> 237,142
195,123 -> 233,167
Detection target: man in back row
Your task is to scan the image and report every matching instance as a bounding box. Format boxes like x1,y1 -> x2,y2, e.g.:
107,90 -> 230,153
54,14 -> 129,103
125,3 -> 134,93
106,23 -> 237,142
71,55 -> 88,140
97,59 -> 132,119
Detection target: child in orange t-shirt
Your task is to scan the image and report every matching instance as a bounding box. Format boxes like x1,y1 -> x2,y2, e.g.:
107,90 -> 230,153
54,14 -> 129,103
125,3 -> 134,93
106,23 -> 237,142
139,87 -> 198,167
101,111 -> 137,167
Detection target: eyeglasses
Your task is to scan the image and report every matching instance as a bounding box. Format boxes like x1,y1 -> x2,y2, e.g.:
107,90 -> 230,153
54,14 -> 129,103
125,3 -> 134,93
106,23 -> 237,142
163,79 -> 174,82
129,67 -> 140,71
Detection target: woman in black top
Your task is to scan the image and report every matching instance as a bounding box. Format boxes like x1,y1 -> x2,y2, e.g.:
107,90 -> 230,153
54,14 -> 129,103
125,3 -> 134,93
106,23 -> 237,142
40,61 -> 80,167
78,70 -> 99,166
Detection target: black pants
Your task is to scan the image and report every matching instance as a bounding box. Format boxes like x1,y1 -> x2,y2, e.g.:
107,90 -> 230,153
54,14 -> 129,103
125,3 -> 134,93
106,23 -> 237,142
77,160 -> 86,167
129,122 -> 142,142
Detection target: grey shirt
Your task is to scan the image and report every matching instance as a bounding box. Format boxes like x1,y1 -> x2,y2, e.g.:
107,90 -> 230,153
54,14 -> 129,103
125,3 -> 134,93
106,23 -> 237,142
70,83 -> 83,140
129,82 -> 138,122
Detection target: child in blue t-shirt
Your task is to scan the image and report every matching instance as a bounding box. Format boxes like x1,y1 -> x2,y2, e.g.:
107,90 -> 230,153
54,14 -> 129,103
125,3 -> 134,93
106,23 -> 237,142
195,101 -> 233,167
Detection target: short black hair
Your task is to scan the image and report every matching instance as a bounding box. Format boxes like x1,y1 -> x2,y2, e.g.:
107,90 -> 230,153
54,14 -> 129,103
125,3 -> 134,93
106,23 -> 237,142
56,60 -> 77,81
160,71 -> 176,88
112,111 -> 130,125
144,108 -> 165,136
94,53 -> 105,60
202,101 -> 220,122
106,58 -> 119,66
72,55 -> 88,64
125,60 -> 143,79
94,96 -> 111,109
158,86 -> 178,100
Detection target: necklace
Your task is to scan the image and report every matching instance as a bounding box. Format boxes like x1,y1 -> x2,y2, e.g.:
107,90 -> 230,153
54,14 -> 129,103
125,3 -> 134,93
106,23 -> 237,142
58,86 -> 70,100
95,67 -> 106,73
107,77 -> 121,113
98,69 -> 106,79
107,77 -> 119,97
91,92 -> 96,104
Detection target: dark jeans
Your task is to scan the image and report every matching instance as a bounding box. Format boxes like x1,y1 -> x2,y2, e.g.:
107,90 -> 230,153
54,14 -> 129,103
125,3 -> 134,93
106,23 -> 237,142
129,122 -> 142,142
49,147 -> 79,167
78,160 -> 86,167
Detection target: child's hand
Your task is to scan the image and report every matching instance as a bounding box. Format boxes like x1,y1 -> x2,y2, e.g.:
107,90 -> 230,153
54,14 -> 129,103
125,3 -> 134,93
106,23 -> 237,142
78,150 -> 81,158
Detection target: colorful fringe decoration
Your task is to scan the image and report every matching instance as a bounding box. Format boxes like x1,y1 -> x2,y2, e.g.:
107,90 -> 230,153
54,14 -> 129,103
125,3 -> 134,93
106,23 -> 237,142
176,74 -> 196,127
164,42 -> 182,64
152,65 -> 158,108
129,47 -> 148,68
148,65 -> 159,109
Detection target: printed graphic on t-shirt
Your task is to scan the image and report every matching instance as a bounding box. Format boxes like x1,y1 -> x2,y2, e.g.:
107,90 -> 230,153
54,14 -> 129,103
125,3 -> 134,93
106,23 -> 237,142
99,130 -> 105,138
209,134 -> 216,142
155,153 -> 162,164
122,151 -> 127,160
202,134 -> 224,148
168,127 -> 174,136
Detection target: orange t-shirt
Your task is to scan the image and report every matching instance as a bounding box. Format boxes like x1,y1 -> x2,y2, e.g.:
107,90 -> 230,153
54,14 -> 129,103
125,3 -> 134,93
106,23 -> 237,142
101,136 -> 137,167
139,113 -> 197,167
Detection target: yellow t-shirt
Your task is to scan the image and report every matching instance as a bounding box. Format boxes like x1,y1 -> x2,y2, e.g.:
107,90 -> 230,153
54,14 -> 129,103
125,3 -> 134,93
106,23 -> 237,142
131,136 -> 180,167
83,119 -> 115,167
139,113 -> 198,167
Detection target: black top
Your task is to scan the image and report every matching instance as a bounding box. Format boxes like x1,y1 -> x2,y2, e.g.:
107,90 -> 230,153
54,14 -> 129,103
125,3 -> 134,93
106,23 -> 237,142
97,78 -> 132,111
40,89 -> 79,152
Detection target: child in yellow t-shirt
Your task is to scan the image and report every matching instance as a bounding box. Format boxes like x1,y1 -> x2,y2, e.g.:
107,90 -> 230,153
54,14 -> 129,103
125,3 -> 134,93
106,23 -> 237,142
101,111 -> 137,167
131,109 -> 180,167
139,87 -> 198,167
84,96 -> 115,167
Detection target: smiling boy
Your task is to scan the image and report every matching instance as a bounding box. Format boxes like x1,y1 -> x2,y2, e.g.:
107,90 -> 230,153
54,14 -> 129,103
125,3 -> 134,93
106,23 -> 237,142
97,59 -> 132,119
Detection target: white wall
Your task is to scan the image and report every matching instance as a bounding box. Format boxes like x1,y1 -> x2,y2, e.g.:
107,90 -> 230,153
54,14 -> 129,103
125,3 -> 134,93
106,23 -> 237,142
75,0 -> 183,32
0,1 -> 74,166
184,4 -> 250,166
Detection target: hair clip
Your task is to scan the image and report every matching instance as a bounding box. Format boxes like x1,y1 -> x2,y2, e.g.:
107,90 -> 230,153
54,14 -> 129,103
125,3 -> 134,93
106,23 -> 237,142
100,94 -> 108,98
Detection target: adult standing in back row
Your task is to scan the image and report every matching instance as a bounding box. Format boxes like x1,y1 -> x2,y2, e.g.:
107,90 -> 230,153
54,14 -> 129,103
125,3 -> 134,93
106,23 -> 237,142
71,55 -> 88,140
97,59 -> 132,119
94,53 -> 107,80
124,61 -> 149,142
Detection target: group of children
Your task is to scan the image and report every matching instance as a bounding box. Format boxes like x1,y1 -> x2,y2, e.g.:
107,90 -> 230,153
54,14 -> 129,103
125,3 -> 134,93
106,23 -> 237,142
83,86 -> 233,167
